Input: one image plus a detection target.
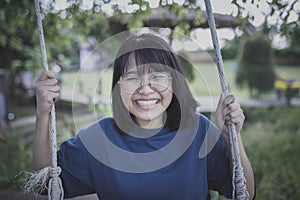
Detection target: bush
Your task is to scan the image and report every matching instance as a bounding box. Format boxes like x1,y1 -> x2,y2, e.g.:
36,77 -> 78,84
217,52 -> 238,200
0,130 -> 32,190
242,107 -> 300,199
274,48 -> 300,66
236,34 -> 276,97
221,36 -> 241,60
176,51 -> 195,82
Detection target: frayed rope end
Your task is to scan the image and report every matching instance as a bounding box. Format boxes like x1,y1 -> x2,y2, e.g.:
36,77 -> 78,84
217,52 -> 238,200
19,166 -> 51,194
18,166 -> 64,200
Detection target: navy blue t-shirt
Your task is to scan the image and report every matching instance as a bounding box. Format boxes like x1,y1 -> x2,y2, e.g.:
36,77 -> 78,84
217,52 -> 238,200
57,114 -> 232,199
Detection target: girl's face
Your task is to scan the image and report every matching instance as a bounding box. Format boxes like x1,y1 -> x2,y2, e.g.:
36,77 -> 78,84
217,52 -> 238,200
119,53 -> 173,129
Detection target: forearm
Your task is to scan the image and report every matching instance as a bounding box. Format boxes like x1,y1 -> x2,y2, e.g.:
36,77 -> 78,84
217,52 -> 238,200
33,112 -> 52,171
222,133 -> 255,199
237,134 -> 255,199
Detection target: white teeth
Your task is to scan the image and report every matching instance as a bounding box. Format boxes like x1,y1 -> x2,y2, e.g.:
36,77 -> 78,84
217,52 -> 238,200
136,100 -> 158,106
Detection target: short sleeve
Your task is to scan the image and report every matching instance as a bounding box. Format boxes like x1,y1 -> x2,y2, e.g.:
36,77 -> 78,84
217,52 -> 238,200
206,128 -> 232,198
58,135 -> 95,198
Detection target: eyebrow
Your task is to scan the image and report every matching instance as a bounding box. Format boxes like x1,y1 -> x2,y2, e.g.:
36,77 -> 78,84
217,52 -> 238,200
124,71 -> 138,76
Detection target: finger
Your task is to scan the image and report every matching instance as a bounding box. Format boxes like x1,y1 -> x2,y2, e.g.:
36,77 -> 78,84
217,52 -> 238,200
41,85 -> 60,93
49,85 -> 60,93
217,92 -> 226,110
225,119 -> 233,125
225,104 -> 242,117
229,114 -> 245,124
46,92 -> 60,103
36,85 -> 59,98
53,93 -> 60,103
42,79 -> 58,86
230,109 -> 243,119
227,102 -> 240,112
226,104 -> 242,118
224,94 -> 235,106
36,79 -> 58,88
35,84 -> 56,96
38,70 -> 55,81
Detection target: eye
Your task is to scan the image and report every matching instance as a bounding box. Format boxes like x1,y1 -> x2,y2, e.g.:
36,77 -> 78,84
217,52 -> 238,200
152,73 -> 169,80
124,76 -> 140,82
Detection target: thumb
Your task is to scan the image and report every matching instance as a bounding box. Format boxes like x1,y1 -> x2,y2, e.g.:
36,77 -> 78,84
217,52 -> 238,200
216,92 -> 225,111
215,92 -> 226,132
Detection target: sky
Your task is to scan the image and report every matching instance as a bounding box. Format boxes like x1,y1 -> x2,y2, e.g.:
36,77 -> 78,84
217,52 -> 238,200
46,0 -> 300,49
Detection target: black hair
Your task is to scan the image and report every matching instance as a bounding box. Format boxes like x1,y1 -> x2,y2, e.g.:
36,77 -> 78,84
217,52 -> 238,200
111,33 -> 198,132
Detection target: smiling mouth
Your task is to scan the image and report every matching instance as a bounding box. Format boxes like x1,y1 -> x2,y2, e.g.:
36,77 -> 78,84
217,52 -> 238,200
135,99 -> 159,106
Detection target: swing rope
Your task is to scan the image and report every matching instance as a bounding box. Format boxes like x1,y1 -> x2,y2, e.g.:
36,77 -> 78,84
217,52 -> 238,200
203,0 -> 249,199
22,0 -> 64,199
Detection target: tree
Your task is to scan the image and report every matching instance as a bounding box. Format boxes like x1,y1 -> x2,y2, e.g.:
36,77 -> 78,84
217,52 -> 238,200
221,36 -> 242,59
0,0 -> 119,100
235,33 -> 276,97
0,0 -> 82,100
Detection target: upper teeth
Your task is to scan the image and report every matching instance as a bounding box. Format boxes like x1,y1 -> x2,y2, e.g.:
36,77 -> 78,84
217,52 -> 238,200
137,100 -> 157,106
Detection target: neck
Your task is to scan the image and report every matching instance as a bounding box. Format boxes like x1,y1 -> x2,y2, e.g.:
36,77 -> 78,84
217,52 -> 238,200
136,119 -> 163,129
135,114 -> 166,129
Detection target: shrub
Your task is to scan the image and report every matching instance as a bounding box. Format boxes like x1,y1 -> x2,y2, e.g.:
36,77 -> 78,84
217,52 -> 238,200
0,130 -> 32,189
243,107 -> 300,199
236,34 -> 276,97
176,51 -> 195,82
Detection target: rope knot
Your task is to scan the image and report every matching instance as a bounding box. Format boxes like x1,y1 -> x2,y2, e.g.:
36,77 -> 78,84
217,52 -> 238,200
48,166 -> 64,200
50,166 -> 61,178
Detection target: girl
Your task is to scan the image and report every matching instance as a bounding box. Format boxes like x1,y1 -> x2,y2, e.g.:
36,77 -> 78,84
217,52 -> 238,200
34,33 -> 255,199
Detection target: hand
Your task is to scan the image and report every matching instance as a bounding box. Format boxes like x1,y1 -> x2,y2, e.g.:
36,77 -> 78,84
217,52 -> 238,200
35,70 -> 60,114
215,93 -> 245,137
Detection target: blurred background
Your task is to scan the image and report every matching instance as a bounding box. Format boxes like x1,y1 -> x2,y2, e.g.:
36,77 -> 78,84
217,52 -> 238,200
0,0 -> 299,199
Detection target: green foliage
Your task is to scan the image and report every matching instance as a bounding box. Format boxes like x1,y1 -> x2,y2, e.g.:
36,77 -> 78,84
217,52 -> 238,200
176,51 -> 195,82
0,131 -> 32,189
0,0 -> 81,99
242,107 -> 300,199
231,0 -> 299,35
1,0 -> 130,100
221,36 -> 242,59
236,34 -> 276,97
274,48 -> 300,66
288,24 -> 300,53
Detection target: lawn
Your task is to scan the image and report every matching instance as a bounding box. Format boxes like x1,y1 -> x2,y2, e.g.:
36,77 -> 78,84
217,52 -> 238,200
60,59 -> 300,100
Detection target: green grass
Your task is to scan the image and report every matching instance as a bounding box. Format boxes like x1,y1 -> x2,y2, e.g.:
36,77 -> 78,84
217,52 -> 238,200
60,68 -> 113,98
60,60 -> 300,100
241,106 -> 300,199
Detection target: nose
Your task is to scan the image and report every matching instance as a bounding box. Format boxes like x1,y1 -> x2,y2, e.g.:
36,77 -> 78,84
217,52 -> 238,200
138,77 -> 154,94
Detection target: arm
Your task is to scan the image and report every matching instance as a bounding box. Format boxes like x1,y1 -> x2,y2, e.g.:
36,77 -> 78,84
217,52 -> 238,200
33,70 -> 60,171
215,93 -> 255,199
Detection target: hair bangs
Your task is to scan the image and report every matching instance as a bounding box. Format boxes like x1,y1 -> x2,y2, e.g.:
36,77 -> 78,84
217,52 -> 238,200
134,48 -> 173,75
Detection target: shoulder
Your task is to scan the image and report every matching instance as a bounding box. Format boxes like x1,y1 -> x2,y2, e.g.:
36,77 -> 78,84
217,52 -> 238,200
195,113 -> 216,133
196,113 -> 211,124
78,116 -> 114,137
60,116 -> 115,150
